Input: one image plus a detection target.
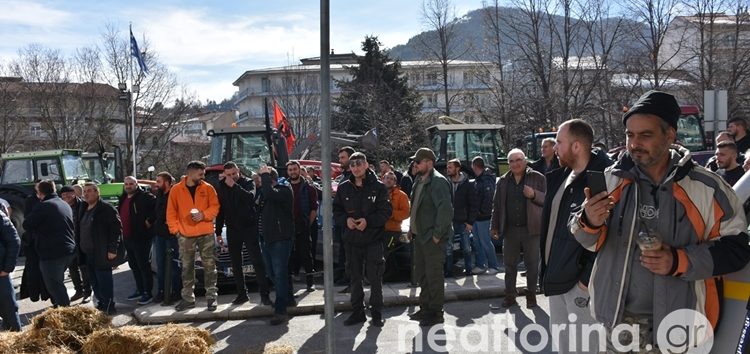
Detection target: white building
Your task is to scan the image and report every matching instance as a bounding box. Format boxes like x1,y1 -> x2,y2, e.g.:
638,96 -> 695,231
232,53 -> 496,124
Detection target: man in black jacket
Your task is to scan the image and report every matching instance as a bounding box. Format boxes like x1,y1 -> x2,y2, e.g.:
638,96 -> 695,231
118,176 -> 156,305
23,180 -> 75,307
79,182 -> 125,315
445,159 -> 478,277
0,204 -> 21,330
258,166 -> 295,326
334,146 -> 355,287
152,172 -> 181,304
529,137 -> 560,176
333,152 -> 393,327
60,186 -> 91,304
471,157 -> 499,275
540,119 -> 612,352
216,162 -> 271,306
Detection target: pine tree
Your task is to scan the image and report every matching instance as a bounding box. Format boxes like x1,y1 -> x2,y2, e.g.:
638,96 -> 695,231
333,36 -> 426,164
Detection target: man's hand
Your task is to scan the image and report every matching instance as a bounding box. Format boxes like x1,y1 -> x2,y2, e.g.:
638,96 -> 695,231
0,271 -> 8,277
577,281 -> 588,292
465,223 -> 473,233
582,187 -> 614,228
432,236 -> 441,245
523,185 -> 535,199
491,229 -> 499,240
224,176 -> 235,188
346,217 -> 357,230
355,218 -> 367,231
192,211 -> 204,222
107,252 -> 117,261
641,244 -> 674,275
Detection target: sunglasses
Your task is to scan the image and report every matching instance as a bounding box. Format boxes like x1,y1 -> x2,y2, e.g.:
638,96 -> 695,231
349,159 -> 367,168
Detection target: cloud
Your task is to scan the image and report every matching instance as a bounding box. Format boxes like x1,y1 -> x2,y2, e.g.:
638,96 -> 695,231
0,0 -> 72,28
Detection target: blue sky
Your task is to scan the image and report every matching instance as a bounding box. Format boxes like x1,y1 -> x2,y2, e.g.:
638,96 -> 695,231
0,0 -> 483,102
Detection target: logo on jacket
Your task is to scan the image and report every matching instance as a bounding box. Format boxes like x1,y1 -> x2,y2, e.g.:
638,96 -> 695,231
368,195 -> 377,203
639,204 -> 658,220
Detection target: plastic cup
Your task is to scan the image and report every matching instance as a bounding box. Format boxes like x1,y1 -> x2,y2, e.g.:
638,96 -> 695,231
637,230 -> 662,251
190,208 -> 199,218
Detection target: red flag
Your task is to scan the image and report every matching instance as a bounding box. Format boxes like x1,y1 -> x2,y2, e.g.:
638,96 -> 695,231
272,100 -> 296,154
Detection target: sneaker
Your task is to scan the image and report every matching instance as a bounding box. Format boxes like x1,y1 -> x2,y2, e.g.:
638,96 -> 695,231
408,309 -> 428,321
343,311 -> 366,326
502,296 -> 518,308
175,300 -> 196,311
207,299 -> 217,311
370,310 -> 384,327
232,293 -> 249,305
137,294 -> 153,305
70,291 -> 84,302
81,294 -> 91,304
270,314 -> 289,326
486,268 -> 500,275
127,291 -> 142,301
419,312 -> 445,327
471,267 -> 486,275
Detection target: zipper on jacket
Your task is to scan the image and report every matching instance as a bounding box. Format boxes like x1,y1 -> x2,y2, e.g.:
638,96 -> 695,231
612,182 -> 638,327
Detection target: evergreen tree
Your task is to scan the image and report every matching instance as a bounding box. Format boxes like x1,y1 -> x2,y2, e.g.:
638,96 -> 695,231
333,36 -> 425,164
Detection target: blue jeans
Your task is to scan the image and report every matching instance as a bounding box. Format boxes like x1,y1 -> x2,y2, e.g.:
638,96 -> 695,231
266,239 -> 293,315
39,254 -> 74,307
445,222 -> 473,275
473,220 -> 498,270
85,253 -> 114,310
153,236 -> 181,295
0,275 -> 20,331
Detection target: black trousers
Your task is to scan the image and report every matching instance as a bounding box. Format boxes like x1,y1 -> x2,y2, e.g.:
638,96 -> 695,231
334,226 -> 348,281
124,237 -> 153,295
68,253 -> 91,295
290,226 -> 315,277
227,226 -> 269,295
346,240 -> 384,314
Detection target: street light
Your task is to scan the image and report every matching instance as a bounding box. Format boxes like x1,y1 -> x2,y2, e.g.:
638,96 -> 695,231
147,165 -> 155,180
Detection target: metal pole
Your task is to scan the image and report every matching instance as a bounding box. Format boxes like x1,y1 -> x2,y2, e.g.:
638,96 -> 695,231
131,91 -> 137,176
320,0 -> 335,352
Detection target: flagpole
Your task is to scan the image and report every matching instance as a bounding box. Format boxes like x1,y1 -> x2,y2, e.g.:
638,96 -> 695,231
128,23 -> 137,177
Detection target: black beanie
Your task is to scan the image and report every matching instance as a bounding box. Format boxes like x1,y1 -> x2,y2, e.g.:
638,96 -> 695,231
622,90 -> 680,129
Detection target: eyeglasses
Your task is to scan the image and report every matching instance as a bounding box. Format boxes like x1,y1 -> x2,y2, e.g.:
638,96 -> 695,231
349,159 -> 366,168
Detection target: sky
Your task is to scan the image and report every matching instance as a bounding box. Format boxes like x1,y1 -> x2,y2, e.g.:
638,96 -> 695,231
0,0 -> 483,103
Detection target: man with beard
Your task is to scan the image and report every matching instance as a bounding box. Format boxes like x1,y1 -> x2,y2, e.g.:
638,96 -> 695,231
152,172 -> 182,304
445,159 -> 477,277
118,176 -> 156,305
335,146 -> 355,288
286,160 -> 318,292
59,185 -> 91,304
215,162 -> 272,305
574,91 -> 750,351
333,152 -> 392,327
728,117 -> 750,154
715,141 -> 745,186
407,148 -> 453,327
167,161 -> 221,312
704,131 -> 735,172
540,119 -> 612,353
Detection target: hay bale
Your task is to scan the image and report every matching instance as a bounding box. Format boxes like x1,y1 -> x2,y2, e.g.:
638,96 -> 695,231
29,306 -> 111,351
148,324 -> 215,354
81,326 -> 152,354
0,330 -> 72,354
263,344 -> 296,354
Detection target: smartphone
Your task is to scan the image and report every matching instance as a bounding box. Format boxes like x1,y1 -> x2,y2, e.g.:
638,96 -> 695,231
586,170 -> 608,196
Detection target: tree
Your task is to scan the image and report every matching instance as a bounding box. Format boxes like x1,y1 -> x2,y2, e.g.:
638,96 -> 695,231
333,36 -> 426,162
272,63 -> 320,144
0,67 -> 23,153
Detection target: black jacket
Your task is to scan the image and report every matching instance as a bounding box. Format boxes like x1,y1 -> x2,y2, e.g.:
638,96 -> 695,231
0,210 -> 20,274
450,173 -> 478,224
23,194 -> 75,260
530,156 -> 560,176
216,176 -> 256,233
540,149 -> 612,296
333,169 -> 392,245
117,189 -> 156,240
153,189 -> 173,238
259,173 -> 295,244
76,200 -> 126,270
474,168 -> 497,221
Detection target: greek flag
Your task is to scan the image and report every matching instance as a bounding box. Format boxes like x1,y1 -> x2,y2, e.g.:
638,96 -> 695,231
130,29 -> 149,74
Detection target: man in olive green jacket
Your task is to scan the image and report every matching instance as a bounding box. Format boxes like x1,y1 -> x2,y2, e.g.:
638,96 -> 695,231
407,148 -> 454,327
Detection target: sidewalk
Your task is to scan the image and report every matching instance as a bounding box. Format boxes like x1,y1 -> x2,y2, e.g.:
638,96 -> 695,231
133,273 -> 527,324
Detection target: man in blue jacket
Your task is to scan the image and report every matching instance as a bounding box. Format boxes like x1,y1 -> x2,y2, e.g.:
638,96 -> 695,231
23,180 -> 76,308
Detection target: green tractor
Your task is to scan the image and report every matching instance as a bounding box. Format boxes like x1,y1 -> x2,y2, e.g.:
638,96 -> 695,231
427,122 -> 508,177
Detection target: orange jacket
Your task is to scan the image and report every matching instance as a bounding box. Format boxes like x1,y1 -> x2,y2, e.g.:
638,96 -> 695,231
385,186 -> 410,232
166,178 -> 220,237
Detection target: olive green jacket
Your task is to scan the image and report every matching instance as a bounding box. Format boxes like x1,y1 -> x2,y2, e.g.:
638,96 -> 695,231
409,168 -> 454,245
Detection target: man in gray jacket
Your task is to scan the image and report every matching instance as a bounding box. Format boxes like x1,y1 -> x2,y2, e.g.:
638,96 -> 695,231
491,149 -> 545,308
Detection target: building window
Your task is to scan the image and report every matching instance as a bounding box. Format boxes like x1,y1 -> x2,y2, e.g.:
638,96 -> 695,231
152,136 -> 159,146
30,123 -> 42,137
305,75 -> 319,90
426,72 -> 438,86
261,77 -> 271,92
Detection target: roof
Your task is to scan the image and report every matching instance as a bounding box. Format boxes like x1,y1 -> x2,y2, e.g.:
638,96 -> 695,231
2,149 -> 82,159
0,81 -> 121,98
675,14 -> 750,26
427,123 -> 505,131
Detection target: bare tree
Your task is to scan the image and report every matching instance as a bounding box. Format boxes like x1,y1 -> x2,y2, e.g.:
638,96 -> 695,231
0,65 -> 24,153
271,63 -> 321,145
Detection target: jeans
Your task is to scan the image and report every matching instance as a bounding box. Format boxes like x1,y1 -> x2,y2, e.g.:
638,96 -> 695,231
266,239 -> 293,315
124,237 -> 153,296
227,226 -> 269,296
153,236 -> 181,296
84,252 -> 114,311
0,275 -> 21,331
445,221 -> 473,275
68,254 -> 90,295
39,254 -> 74,307
473,220 -> 498,270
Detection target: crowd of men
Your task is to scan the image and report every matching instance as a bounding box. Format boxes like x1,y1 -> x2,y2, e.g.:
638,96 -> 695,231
1,90 -> 749,352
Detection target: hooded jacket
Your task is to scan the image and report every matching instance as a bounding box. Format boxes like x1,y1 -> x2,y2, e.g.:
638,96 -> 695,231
570,146 -> 750,335
333,169 -> 392,245
450,172 -> 478,224
473,168 -> 496,221
166,177 -> 220,237
259,173 -> 295,244
385,186 -> 410,233
540,148 -> 612,296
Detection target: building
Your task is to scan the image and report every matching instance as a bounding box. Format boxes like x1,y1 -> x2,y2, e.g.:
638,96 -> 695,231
232,53 -> 496,125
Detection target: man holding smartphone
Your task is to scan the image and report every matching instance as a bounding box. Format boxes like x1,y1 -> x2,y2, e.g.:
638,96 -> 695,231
540,119 -> 612,353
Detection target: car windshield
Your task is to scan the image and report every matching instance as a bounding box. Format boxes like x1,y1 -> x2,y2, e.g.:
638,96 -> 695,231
677,114 -> 704,152
63,154 -> 89,181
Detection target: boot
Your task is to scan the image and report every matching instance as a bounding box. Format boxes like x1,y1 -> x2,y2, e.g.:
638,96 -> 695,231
370,310 -> 384,327
526,293 -> 537,308
502,295 -> 517,308
344,311 -> 366,326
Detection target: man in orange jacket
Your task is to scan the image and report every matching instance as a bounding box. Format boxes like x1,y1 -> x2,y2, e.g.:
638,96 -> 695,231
166,161 -> 220,312
383,171 -> 410,280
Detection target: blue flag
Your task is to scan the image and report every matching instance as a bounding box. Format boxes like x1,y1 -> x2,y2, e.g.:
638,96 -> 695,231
130,29 -> 149,75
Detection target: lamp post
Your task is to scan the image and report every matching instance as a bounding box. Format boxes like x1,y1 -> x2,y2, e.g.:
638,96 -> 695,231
147,165 -> 155,180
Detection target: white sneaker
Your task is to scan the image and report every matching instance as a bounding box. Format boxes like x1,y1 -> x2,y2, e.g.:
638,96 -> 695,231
471,267 -> 486,275
486,268 -> 500,275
